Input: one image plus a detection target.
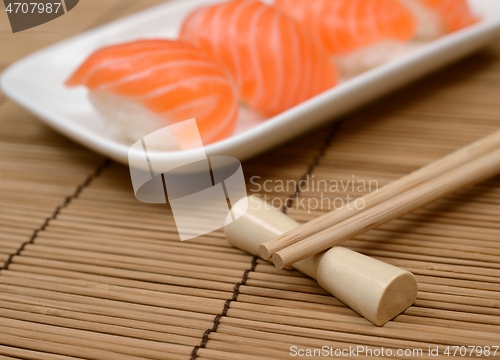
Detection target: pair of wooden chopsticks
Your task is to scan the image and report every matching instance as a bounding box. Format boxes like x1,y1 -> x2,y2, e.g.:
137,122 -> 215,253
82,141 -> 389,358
260,129 -> 500,269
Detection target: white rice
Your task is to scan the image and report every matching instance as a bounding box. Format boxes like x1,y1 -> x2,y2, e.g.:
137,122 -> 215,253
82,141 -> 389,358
89,90 -> 181,151
333,40 -> 425,79
399,0 -> 446,40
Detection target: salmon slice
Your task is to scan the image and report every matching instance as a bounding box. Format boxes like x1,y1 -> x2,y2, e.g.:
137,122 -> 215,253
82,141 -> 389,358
418,0 -> 478,32
180,0 -> 338,117
399,0 -> 478,39
274,0 -> 416,55
66,39 -> 238,147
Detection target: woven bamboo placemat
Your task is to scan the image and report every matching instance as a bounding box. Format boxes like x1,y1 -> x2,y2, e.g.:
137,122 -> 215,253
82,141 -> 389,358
1,2 -> 499,359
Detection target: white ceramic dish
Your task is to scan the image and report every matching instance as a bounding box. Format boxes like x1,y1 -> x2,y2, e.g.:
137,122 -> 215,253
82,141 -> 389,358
2,0 -> 500,165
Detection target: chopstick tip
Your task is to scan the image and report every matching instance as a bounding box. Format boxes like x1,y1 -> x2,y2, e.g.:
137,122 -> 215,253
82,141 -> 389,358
258,244 -> 271,260
273,253 -> 285,270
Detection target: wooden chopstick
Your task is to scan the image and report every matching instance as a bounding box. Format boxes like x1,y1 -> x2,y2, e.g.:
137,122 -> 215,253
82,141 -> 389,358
266,133 -> 500,269
259,129 -> 500,261
272,147 -> 500,268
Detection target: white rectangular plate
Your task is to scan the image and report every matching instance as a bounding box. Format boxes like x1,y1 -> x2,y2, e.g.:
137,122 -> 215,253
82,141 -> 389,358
2,0 -> 500,166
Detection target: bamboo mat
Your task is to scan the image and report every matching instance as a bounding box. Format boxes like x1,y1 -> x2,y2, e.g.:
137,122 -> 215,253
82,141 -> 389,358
1,2 -> 500,359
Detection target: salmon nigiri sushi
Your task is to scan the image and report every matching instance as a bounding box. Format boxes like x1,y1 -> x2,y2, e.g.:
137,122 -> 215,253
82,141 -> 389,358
399,0 -> 478,39
66,39 -> 238,149
274,0 -> 416,55
273,0 -> 416,77
180,0 -> 338,117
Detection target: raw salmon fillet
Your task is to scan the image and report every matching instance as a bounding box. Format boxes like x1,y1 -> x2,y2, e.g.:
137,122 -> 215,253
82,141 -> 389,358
418,0 -> 478,32
66,39 -> 238,147
400,0 -> 478,39
180,0 -> 338,117
274,0 -> 417,55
